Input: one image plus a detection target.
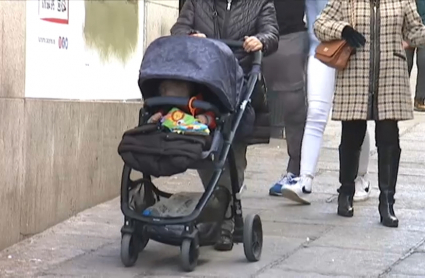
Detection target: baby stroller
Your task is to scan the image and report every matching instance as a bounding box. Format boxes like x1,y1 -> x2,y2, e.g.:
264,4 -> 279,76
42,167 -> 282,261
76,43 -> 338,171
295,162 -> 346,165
117,36 -> 264,272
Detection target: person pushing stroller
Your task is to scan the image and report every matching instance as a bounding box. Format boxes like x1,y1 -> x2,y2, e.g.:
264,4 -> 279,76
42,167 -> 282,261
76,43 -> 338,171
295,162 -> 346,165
171,0 -> 279,251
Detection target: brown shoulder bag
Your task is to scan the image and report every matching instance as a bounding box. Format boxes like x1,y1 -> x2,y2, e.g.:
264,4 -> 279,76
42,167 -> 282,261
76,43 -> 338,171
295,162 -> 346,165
315,0 -> 356,70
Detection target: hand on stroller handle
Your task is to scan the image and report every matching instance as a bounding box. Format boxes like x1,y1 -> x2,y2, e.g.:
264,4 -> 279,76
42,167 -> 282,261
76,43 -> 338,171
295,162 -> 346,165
216,39 -> 263,66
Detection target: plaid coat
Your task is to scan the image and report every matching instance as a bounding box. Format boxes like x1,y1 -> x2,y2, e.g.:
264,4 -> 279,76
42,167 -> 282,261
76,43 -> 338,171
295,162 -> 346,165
314,0 -> 425,121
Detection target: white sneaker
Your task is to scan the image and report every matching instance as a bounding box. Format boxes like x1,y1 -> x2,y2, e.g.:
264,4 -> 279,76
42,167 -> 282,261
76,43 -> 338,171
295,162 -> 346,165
353,175 -> 371,202
281,176 -> 312,205
269,173 -> 297,196
299,175 -> 313,193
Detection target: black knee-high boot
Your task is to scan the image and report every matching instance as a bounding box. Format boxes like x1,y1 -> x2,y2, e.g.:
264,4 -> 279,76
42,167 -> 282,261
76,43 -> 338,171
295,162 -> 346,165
337,146 -> 360,217
378,146 -> 401,228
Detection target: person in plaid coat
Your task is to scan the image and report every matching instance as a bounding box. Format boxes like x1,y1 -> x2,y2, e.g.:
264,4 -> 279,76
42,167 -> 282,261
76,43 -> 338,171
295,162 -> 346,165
314,0 -> 425,228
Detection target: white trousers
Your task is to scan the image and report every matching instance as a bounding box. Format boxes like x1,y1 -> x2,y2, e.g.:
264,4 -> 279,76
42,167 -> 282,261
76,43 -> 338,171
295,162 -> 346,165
300,55 -> 370,178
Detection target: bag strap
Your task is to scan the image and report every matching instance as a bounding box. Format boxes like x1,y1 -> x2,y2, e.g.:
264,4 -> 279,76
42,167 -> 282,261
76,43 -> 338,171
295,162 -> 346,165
350,0 -> 356,28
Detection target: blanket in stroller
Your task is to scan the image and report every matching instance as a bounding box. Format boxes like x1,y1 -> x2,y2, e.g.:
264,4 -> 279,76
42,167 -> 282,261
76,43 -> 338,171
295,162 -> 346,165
142,192 -> 201,217
118,124 -> 208,177
161,108 -> 210,136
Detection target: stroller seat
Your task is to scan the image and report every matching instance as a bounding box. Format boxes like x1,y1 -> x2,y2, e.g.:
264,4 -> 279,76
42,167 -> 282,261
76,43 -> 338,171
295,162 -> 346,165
118,96 -> 227,177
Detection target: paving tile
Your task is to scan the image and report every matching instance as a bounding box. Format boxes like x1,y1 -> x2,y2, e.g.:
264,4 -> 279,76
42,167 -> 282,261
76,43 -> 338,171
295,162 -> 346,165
416,242 -> 425,253
276,246 -> 399,277
387,253 -> 425,276
311,226 -> 425,254
257,268 -> 351,278
42,236 -> 305,277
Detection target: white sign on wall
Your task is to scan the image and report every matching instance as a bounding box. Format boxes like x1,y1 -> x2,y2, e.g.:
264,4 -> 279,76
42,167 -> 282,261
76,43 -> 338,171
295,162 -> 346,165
39,0 -> 69,24
26,0 -> 144,100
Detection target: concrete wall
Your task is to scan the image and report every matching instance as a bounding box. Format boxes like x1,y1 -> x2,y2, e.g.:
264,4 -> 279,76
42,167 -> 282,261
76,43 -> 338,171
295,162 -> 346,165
144,0 -> 179,48
0,0 -> 179,250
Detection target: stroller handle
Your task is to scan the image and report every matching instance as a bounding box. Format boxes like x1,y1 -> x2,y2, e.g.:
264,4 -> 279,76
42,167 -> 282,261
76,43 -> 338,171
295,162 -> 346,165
217,39 -> 263,66
144,96 -> 221,115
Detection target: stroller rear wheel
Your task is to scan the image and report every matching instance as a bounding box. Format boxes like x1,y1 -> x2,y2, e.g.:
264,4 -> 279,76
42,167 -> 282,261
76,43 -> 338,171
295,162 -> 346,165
121,233 -> 141,267
180,235 -> 200,272
243,214 -> 263,262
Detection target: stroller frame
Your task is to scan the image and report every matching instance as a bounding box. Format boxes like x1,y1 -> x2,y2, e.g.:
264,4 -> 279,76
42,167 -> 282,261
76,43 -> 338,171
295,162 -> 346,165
120,40 -> 264,272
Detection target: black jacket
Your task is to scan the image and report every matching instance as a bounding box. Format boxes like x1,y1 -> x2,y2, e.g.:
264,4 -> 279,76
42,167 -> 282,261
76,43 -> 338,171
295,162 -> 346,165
171,0 -> 279,72
274,0 -> 306,35
171,0 -> 279,144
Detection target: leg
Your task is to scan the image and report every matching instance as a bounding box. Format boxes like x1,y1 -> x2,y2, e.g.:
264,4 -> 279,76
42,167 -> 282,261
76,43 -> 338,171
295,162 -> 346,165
267,32 -> 308,195
414,47 -> 425,111
276,80 -> 309,201
281,86 -> 307,176
302,0 -> 334,180
354,129 -> 372,201
338,120 -> 367,217
197,142 -> 247,251
357,129 -> 370,177
300,56 -> 335,180
375,120 -> 400,228
279,55 -> 334,203
280,33 -> 308,176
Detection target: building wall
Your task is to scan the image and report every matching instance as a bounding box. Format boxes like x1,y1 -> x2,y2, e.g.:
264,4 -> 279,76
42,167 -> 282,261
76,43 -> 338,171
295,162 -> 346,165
144,0 -> 179,48
0,0 -> 179,250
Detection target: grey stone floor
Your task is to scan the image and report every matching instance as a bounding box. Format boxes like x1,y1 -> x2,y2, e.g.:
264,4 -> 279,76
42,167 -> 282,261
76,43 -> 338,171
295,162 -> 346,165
0,111 -> 424,278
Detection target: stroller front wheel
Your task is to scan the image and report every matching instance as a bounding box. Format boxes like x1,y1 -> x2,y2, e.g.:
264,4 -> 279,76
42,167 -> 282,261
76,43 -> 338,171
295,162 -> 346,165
180,236 -> 200,272
120,233 -> 139,267
243,214 -> 263,262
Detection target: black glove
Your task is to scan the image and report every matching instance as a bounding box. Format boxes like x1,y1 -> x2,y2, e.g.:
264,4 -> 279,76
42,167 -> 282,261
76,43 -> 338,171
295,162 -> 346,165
341,26 -> 366,48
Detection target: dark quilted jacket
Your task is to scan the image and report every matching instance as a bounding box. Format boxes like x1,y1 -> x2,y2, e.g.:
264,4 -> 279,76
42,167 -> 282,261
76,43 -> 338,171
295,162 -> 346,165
171,0 -> 279,144
172,0 -> 279,72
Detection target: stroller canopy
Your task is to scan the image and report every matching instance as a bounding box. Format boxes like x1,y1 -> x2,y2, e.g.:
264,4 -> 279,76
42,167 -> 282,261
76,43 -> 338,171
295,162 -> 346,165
138,36 -> 245,112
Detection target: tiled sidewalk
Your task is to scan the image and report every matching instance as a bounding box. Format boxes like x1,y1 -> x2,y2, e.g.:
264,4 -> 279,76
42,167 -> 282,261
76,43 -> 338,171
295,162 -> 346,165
0,113 -> 424,278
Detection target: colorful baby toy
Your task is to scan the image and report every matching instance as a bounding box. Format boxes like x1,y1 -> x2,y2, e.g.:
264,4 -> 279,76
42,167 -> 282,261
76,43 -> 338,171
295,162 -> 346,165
161,108 -> 210,136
